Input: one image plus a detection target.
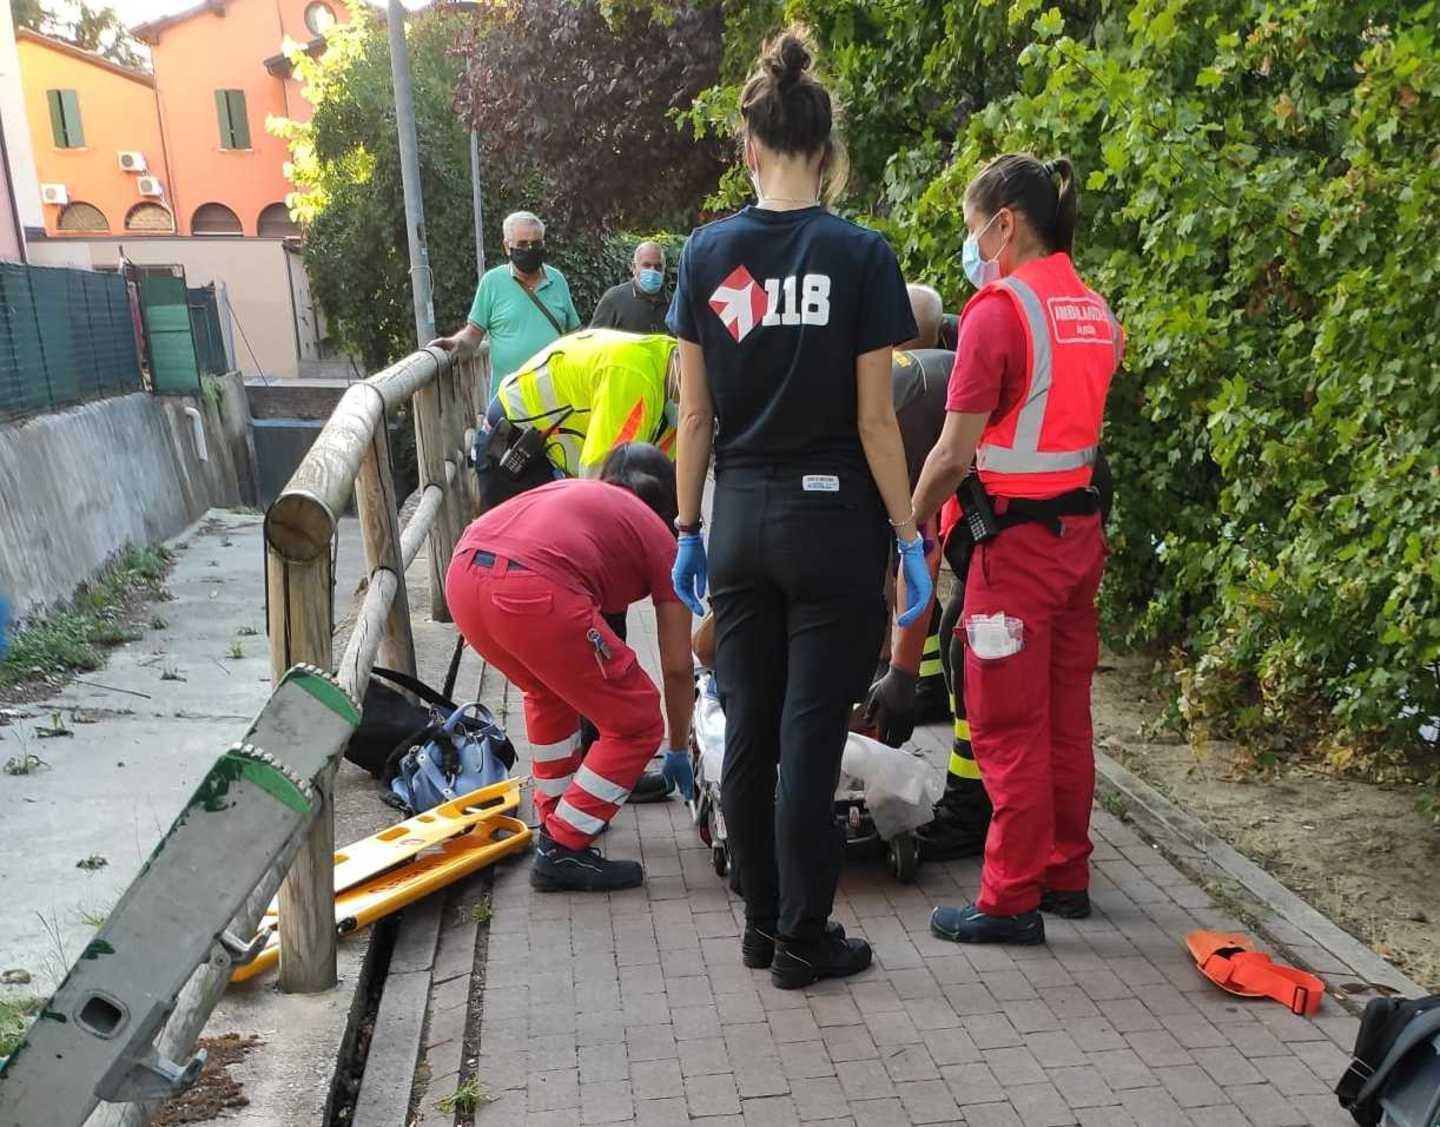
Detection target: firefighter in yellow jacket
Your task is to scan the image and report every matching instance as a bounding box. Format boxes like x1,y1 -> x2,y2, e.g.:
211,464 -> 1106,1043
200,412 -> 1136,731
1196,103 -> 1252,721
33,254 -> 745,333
474,328 -> 679,511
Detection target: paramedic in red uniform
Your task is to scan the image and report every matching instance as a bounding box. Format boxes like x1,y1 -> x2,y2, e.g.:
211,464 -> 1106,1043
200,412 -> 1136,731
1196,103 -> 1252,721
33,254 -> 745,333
445,444 -> 695,893
911,154 -> 1122,945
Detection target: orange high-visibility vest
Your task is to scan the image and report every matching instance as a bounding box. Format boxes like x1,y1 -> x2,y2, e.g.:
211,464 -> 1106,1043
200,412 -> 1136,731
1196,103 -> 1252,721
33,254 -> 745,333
966,252 -> 1120,499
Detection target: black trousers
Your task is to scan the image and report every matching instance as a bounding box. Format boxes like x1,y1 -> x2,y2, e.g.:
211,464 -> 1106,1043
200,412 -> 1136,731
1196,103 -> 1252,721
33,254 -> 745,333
711,464 -> 890,943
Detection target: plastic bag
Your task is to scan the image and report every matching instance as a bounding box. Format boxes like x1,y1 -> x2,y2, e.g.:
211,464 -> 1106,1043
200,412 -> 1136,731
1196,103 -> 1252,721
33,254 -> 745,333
841,733 -> 943,840
694,674 -> 726,786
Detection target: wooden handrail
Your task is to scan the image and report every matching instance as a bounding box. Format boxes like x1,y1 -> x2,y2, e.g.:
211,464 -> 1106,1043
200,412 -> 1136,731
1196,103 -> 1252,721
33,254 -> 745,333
261,341 -> 487,995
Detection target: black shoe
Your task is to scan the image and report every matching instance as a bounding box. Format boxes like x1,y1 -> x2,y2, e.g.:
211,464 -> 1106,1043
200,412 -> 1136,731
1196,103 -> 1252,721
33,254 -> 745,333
1039,889 -> 1091,919
628,769 -> 673,804
530,827 -> 643,892
771,922 -> 872,990
917,789 -> 991,861
929,903 -> 1045,945
742,925 -> 777,969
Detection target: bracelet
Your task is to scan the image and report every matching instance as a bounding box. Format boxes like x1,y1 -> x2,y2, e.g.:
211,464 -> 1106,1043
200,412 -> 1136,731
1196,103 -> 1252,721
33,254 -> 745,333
888,509 -> 916,530
675,515 -> 704,534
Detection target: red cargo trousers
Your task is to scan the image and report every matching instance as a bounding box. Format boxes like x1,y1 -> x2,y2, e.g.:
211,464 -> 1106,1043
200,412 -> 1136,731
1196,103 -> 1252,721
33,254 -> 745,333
445,550 -> 663,851
962,512 -> 1106,916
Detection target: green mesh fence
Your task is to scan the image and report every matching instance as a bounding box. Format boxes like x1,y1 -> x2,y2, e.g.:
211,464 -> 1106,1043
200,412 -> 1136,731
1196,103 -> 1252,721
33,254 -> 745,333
0,262 -> 143,422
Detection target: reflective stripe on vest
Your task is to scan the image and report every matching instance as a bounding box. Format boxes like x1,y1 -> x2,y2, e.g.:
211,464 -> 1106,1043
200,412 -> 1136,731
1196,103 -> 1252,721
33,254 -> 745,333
976,275 -> 1098,476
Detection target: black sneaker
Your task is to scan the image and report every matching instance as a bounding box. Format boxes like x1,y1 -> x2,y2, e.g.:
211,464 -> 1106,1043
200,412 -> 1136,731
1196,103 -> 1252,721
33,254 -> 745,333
771,922 -> 872,990
916,808 -> 988,861
530,827 -> 643,893
929,903 -> 1045,945
742,925 -> 777,969
628,769 -> 673,804
1039,890 -> 1091,919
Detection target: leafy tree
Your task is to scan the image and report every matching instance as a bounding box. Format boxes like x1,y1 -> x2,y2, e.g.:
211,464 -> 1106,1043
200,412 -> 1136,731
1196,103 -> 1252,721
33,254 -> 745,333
684,0 -> 1440,795
11,0 -> 145,69
453,0 -> 727,230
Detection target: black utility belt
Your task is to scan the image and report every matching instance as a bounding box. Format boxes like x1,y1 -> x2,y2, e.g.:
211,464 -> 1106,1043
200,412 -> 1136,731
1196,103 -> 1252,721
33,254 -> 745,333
943,481 -> 1100,576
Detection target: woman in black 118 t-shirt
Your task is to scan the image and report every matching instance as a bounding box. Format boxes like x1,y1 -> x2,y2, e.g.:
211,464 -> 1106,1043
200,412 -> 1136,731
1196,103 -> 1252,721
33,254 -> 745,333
667,30 -> 932,989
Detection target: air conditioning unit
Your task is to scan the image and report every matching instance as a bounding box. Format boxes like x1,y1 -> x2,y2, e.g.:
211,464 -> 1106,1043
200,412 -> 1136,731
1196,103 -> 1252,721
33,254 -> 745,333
137,176 -> 163,198
118,150 -> 148,173
40,183 -> 68,205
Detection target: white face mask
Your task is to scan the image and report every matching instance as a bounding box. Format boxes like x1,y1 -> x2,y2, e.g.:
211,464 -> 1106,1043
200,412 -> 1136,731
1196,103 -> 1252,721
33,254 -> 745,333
962,211 -> 1007,288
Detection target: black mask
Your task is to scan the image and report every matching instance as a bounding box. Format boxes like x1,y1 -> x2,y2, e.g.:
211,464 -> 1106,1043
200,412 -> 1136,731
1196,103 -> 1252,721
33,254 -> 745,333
509,245 -> 544,274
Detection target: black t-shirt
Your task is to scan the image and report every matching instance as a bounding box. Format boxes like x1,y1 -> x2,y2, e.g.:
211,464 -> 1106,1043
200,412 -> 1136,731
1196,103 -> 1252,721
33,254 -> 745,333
591,281 -> 671,335
892,348 -> 953,489
668,205 -> 917,472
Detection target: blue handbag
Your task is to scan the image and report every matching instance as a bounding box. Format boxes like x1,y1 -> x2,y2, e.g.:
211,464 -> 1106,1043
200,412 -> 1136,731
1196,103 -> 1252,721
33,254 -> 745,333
385,699 -> 514,814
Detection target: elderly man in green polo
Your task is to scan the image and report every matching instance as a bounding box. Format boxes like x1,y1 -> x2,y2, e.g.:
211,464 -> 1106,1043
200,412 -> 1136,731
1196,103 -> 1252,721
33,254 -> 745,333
431,210 -> 582,380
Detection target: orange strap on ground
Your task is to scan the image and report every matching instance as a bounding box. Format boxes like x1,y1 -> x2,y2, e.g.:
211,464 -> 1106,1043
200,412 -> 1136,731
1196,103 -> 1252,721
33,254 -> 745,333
1186,930 -> 1325,1016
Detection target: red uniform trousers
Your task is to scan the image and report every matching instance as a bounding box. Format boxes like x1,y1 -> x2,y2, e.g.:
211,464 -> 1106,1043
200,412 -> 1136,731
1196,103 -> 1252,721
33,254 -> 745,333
962,512 -> 1106,916
445,551 -> 663,851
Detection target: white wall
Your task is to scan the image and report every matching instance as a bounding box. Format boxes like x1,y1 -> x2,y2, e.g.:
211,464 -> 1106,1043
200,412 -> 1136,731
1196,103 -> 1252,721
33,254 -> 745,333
0,0 -> 43,237
27,235 -> 310,379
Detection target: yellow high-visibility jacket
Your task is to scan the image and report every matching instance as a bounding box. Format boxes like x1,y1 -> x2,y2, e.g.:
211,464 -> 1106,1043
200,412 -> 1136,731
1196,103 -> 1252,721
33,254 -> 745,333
493,329 -> 677,477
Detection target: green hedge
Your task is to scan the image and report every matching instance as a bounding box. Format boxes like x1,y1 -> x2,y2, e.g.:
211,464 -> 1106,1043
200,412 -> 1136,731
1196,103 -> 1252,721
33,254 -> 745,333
691,0 -> 1440,794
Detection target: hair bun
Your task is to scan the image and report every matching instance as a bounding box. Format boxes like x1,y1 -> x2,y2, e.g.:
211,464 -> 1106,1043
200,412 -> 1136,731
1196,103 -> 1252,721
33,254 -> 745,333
765,33 -> 811,88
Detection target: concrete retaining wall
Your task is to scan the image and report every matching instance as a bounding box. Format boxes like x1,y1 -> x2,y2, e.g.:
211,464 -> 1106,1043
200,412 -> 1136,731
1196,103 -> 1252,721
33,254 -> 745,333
0,373 -> 257,617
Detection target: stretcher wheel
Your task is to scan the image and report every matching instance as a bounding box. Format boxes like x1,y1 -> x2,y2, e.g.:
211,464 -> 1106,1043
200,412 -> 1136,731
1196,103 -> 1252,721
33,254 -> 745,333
887,833 -> 919,884
712,844 -> 728,877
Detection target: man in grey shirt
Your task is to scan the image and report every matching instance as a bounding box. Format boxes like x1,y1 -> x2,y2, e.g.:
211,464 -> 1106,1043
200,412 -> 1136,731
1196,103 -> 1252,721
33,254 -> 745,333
591,241 -> 671,334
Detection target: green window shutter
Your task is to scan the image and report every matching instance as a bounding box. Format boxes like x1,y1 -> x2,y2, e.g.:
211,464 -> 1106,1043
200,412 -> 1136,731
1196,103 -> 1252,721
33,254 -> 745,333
48,90 -> 82,147
61,90 -> 83,147
215,89 -> 232,147
227,90 -> 250,149
47,90 -> 65,146
216,90 -> 249,149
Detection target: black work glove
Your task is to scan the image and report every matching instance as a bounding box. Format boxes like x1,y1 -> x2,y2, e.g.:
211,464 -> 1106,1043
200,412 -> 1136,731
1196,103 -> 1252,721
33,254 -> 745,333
861,664 -> 918,747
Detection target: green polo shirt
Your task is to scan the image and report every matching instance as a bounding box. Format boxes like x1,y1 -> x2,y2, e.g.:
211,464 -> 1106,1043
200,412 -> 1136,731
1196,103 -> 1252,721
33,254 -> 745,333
467,263 -> 582,381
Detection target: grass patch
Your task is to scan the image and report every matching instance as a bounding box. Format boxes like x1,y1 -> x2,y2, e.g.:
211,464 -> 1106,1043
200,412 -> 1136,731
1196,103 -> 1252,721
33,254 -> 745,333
471,898 -> 493,925
0,544 -> 173,690
436,1078 -> 492,1115
0,995 -> 43,1058
227,641 -> 244,660
3,753 -> 46,776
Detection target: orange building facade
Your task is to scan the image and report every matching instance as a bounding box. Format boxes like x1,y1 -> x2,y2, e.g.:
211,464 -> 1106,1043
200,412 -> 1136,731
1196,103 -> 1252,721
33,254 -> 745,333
17,30 -> 172,237
18,0 -> 346,239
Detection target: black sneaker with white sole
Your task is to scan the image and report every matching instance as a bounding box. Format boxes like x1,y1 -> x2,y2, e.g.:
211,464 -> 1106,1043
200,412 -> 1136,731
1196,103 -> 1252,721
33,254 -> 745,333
530,826 -> 643,892
771,922 -> 872,990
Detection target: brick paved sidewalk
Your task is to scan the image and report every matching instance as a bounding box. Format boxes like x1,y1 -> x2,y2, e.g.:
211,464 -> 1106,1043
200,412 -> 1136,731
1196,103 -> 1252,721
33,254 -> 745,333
461,615 -> 1361,1127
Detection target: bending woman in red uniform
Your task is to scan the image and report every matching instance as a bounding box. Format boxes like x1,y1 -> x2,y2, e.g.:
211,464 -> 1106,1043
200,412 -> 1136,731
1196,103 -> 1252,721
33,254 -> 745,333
445,443 -> 695,893
911,154 -> 1122,944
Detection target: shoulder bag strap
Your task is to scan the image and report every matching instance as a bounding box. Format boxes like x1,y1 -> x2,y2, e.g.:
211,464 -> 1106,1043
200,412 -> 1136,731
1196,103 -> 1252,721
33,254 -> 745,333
513,272 -> 564,336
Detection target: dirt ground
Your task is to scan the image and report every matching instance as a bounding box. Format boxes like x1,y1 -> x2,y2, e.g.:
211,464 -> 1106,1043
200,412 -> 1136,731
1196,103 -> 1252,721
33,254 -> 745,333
1092,651 -> 1440,992
153,1033 -> 262,1125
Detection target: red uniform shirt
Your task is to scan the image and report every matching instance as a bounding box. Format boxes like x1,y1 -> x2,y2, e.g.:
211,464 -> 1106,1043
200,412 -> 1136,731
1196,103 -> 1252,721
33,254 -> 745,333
945,291 -> 1027,421
454,480 -> 679,614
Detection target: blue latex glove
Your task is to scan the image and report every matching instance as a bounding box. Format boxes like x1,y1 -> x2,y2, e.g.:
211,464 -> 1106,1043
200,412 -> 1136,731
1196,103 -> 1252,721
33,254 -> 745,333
896,534 -> 932,628
672,533 -> 707,616
661,747 -> 695,801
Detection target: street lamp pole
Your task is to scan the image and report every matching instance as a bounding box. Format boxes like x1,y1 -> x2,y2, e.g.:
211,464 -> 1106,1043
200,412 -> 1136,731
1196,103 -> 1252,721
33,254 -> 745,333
387,0 -> 435,345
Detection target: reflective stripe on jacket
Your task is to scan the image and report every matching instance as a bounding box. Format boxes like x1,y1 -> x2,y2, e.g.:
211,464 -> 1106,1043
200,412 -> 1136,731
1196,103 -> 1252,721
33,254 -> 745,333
967,253 -> 1120,499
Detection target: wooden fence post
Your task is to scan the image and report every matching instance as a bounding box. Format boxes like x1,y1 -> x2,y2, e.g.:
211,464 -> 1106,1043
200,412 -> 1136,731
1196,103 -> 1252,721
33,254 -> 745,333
265,544 -> 338,994
412,363 -> 458,623
354,401 -> 417,677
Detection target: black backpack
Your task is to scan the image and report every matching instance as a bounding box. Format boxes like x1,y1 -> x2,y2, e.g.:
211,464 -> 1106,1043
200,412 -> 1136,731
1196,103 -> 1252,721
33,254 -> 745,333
1336,993 -> 1440,1125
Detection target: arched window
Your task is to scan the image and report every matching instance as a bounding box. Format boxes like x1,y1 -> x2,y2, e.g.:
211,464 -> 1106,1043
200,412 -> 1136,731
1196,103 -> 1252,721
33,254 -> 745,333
191,202 -> 242,235
257,202 -> 300,238
124,202 -> 174,232
57,201 -> 108,232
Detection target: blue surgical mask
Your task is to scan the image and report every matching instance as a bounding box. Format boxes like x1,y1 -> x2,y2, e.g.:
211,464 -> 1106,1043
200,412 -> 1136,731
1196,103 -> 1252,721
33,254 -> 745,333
636,268 -> 664,294
962,212 -> 1005,289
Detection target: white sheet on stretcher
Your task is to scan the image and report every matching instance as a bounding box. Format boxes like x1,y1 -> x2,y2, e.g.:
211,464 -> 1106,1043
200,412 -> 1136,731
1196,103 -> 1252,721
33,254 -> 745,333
693,674 -> 941,840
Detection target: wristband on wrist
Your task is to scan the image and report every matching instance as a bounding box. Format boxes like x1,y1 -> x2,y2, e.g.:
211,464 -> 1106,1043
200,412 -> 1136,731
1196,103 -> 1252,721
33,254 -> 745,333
675,515 -> 703,534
